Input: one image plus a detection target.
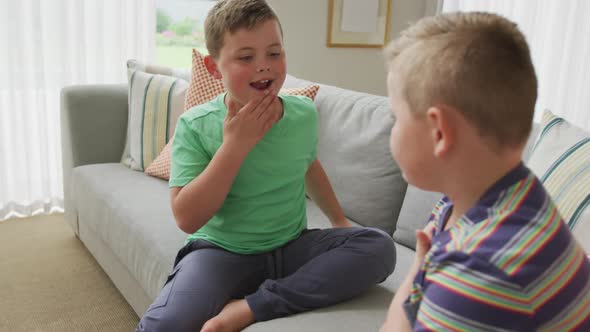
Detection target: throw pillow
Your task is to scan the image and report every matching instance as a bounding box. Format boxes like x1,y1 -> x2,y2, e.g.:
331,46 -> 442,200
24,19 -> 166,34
184,49 -> 226,110
121,60 -> 190,171
145,49 -> 320,180
527,109 -> 590,253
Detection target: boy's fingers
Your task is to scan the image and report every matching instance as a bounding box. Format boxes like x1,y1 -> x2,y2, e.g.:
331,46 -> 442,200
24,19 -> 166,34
226,97 -> 239,119
423,223 -> 435,240
416,230 -> 426,244
260,96 -> 281,122
417,230 -> 431,243
233,91 -> 267,119
415,230 -> 432,256
264,110 -> 279,128
253,90 -> 275,119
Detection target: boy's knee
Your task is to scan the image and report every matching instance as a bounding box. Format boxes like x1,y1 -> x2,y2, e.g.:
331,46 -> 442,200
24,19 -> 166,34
136,302 -> 209,332
353,228 -> 396,276
370,228 -> 397,274
137,315 -> 179,332
137,315 -> 206,332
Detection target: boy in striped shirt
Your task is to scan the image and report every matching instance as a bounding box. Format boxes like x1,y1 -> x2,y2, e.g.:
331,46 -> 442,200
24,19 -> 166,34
380,12 -> 590,331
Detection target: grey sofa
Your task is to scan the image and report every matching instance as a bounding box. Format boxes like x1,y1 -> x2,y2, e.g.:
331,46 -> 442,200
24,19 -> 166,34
60,75 -> 539,331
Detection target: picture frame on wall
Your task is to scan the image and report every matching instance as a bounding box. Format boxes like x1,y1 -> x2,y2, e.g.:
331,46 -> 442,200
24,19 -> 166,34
327,0 -> 391,48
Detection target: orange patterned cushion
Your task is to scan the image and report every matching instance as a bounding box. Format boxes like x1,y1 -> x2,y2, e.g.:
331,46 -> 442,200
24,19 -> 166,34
144,139 -> 173,180
184,49 -> 225,111
145,49 -> 320,181
280,85 -> 320,100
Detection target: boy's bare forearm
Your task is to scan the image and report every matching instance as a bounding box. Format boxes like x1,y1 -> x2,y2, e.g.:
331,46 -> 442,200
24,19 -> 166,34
304,159 -> 349,227
381,297 -> 413,332
171,142 -> 248,234
382,259 -> 422,332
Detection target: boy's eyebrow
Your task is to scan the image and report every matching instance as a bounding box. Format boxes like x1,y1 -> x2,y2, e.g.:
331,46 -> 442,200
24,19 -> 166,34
236,43 -> 282,52
236,47 -> 255,52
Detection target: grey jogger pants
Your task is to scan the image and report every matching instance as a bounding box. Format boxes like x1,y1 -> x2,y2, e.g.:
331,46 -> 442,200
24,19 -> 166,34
136,227 -> 396,332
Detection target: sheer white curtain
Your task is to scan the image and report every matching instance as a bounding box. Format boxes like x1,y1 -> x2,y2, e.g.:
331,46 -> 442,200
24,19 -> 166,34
0,0 -> 155,221
442,0 -> 590,131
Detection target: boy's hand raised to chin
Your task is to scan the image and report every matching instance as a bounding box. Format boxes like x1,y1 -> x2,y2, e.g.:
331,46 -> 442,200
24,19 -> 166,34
223,90 -> 281,153
415,223 -> 435,261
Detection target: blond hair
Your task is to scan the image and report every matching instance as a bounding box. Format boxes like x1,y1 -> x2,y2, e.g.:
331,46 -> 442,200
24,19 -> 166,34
384,12 -> 537,147
204,0 -> 282,59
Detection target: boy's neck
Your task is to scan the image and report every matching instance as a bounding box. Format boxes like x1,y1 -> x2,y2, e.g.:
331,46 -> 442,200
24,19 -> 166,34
442,151 -> 522,231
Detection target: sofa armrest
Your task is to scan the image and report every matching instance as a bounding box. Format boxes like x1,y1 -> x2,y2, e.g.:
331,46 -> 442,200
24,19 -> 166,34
60,84 -> 128,235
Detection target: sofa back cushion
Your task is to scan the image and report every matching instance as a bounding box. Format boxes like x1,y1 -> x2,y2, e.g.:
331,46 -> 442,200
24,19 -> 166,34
310,84 -> 407,234
393,186 -> 442,249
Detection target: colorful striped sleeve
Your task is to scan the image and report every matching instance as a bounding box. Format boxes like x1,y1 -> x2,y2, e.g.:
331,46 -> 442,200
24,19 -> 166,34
414,251 -> 533,331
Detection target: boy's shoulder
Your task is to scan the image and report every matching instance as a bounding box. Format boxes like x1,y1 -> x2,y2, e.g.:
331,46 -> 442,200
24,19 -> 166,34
457,171 -> 544,234
180,94 -> 226,125
279,93 -> 316,109
447,169 -> 577,278
279,94 -> 318,125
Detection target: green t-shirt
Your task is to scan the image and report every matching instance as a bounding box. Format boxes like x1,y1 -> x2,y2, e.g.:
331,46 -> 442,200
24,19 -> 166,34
170,93 -> 318,254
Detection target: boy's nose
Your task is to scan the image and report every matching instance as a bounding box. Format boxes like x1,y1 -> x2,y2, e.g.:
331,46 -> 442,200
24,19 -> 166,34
257,67 -> 270,73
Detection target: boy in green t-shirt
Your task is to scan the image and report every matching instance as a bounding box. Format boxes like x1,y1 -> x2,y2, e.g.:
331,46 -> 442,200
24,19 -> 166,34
136,1 -> 395,331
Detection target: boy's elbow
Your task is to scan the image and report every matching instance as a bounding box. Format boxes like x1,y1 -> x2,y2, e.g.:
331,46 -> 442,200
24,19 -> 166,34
169,188 -> 213,234
178,222 -> 199,234
171,199 -> 199,234
171,207 -> 200,234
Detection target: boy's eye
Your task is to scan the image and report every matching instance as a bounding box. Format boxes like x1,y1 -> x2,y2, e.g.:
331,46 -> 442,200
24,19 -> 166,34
238,55 -> 253,61
269,52 -> 281,57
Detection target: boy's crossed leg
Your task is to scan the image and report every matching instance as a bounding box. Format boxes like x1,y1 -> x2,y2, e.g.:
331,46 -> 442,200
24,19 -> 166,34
138,228 -> 396,332
205,227 -> 396,331
136,241 -> 267,332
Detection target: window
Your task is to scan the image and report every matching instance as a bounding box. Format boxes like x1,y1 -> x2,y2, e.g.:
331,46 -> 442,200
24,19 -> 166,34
155,0 -> 216,68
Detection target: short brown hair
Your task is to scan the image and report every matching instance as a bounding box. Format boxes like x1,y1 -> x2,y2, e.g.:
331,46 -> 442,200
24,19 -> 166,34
204,0 -> 282,59
384,12 -> 537,148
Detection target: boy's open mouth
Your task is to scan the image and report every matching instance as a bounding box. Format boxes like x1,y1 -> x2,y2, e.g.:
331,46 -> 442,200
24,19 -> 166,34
250,79 -> 273,90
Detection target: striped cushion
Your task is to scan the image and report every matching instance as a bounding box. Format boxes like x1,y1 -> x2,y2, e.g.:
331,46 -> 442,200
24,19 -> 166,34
527,109 -> 590,253
121,61 -> 189,171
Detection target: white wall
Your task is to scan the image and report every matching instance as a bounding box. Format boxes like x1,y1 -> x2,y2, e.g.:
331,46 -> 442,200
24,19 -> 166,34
268,0 -> 435,96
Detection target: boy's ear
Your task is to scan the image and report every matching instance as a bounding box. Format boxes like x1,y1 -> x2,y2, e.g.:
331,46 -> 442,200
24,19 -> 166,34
204,55 -> 222,80
426,106 -> 455,158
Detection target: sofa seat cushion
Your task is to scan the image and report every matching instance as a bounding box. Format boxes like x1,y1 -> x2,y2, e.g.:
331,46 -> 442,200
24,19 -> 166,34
72,163 -> 408,330
72,163 -> 186,299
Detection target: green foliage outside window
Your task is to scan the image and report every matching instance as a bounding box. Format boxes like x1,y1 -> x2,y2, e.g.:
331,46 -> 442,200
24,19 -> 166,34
155,1 -> 216,68
156,9 -> 171,33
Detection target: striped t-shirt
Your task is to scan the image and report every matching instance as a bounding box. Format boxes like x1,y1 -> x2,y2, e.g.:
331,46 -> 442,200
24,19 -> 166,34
405,163 -> 590,331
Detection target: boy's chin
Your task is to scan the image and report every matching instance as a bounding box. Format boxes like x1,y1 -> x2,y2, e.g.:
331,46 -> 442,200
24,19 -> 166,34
226,91 -> 264,106
266,78 -> 285,92
402,172 -> 437,192
248,84 -> 280,96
